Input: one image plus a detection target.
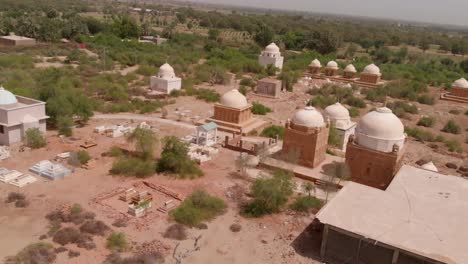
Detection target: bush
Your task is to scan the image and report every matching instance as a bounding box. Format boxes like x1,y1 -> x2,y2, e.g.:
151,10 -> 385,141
251,102 -> 272,115
70,204 -> 82,215
343,96 -> 366,108
108,146 -> 124,157
243,170 -> 294,217
80,220 -> 110,236
240,78 -> 256,88
417,116 -> 436,127
136,64 -> 157,76
68,250 -> 80,258
69,150 -> 91,166
57,116 -> 74,137
24,128 -> 46,149
110,157 -> 155,178
189,88 -> 220,102
5,243 -> 56,264
348,107 -> 360,117
445,140 -> 463,153
238,86 -> 248,95
156,136 -> 204,178
229,223 -> 242,232
53,227 -> 81,246
328,124 -> 341,147
290,196 -> 322,212
387,101 -> 418,116
163,224 -> 187,240
442,120 -> 461,134
308,95 -> 336,109
449,109 -> 461,115
170,190 -> 227,227
106,232 -> 128,252
5,192 -> 26,203
103,252 -> 165,264
417,94 -> 435,105
15,199 -> 30,208
405,127 -> 436,142
260,125 -> 285,139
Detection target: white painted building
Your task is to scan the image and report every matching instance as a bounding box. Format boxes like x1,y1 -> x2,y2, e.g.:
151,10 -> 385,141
150,63 -> 182,94
258,43 -> 284,70
0,87 -> 48,145
324,103 -> 356,151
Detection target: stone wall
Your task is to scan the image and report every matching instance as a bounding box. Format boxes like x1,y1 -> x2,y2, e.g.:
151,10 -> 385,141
452,87 -> 468,98
359,73 -> 381,84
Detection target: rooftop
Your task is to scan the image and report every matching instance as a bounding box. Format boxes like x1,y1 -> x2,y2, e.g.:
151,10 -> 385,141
316,165 -> 468,264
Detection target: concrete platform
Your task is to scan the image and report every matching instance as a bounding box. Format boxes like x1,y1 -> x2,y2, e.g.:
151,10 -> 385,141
198,117 -> 270,135
440,92 -> 468,104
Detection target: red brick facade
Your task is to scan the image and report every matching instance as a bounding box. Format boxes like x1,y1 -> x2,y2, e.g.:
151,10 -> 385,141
345,139 -> 404,190
282,121 -> 329,168
324,68 -> 339,77
359,73 -> 381,84
213,105 -> 252,124
451,87 -> 468,98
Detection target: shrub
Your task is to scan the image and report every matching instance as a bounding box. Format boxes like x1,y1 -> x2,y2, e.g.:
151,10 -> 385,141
69,150 -> 91,166
136,64 -> 157,76
405,127 -> 436,142
80,220 -> 110,236
70,204 -> 82,215
442,120 -> 461,134
308,95 -> 336,109
156,136 -> 203,178
417,116 -> 435,127
57,116 -> 74,137
15,200 -> 30,208
68,250 -> 80,258
348,107 -> 360,117
229,223 -> 242,232
53,227 -> 81,246
243,170 -> 294,217
290,196 -> 322,212
251,102 -> 272,115
110,157 -> 155,178
238,85 -> 248,95
24,128 -> 46,149
260,125 -> 285,139
5,192 -> 25,203
108,146 -> 124,157
387,101 -> 418,116
106,232 -> 128,252
328,124 -> 341,147
163,224 -> 187,240
170,190 -> 227,227
417,94 -> 435,105
343,96 -> 366,108
5,242 -> 56,264
103,252 -> 165,264
240,78 -> 256,87
449,109 -> 461,115
445,140 -> 463,153
191,88 -> 220,102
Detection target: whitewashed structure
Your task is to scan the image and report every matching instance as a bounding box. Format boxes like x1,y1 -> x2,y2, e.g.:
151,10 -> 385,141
150,63 -> 182,94
0,87 -> 48,145
324,103 -> 356,151
258,43 -> 284,70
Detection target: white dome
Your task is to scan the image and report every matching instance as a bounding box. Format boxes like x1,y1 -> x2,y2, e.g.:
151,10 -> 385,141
325,103 -> 350,120
452,78 -> 468,89
326,61 -> 339,69
362,64 -> 381,75
220,89 -> 248,109
309,59 -> 321,67
421,161 -> 438,172
158,63 -> 175,78
265,43 -> 280,53
344,64 -> 357,73
0,87 -> 18,105
355,107 -> 405,152
291,106 -> 325,128
324,103 -> 351,129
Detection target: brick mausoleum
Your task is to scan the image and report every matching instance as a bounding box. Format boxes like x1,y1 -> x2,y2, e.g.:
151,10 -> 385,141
256,77 -> 282,98
282,106 -> 329,168
345,107 -> 405,189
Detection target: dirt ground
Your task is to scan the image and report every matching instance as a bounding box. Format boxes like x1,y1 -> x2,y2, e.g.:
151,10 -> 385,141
0,118 -> 322,264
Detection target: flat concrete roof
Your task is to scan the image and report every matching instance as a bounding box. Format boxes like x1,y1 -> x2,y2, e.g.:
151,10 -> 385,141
259,77 -> 281,84
316,165 -> 468,264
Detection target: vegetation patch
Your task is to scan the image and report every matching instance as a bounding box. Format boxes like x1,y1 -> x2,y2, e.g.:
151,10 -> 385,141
170,190 -> 227,227
24,128 -> 46,149
417,116 -> 436,127
106,232 -> 129,252
251,102 -> 272,115
290,196 -> 322,212
163,224 -> 188,240
260,125 -> 285,139
5,242 -> 56,264
442,120 -> 461,134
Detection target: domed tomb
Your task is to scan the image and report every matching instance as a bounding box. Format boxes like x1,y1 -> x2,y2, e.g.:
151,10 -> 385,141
150,63 -> 182,94
220,89 -> 249,109
343,64 -> 357,79
324,103 -> 356,151
450,78 -> 468,98
309,59 -> 322,74
345,107 -> 406,189
359,63 -> 382,84
324,61 -> 339,76
282,106 -> 329,168
258,42 -> 284,70
0,87 -> 18,105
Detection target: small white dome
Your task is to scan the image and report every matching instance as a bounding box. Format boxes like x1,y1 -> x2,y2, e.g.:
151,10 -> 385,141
220,89 -> 248,109
362,64 -> 381,75
452,78 -> 468,89
265,43 -> 280,53
325,103 -> 350,120
355,107 -> 405,152
326,61 -> 339,69
344,64 -> 357,73
158,63 -> 175,78
0,87 -> 18,105
421,161 -> 438,172
309,59 -> 321,67
291,106 -> 325,128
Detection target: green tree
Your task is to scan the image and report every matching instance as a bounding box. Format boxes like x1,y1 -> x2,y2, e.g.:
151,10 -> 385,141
156,136 -> 203,178
24,128 -> 46,149
460,59 -> 468,73
126,127 -> 158,159
243,170 -> 295,217
106,232 -> 128,252
302,182 -> 315,197
208,28 -> 220,41
254,23 -> 274,47
111,15 -> 140,39
328,124 -> 341,147
57,116 -> 73,137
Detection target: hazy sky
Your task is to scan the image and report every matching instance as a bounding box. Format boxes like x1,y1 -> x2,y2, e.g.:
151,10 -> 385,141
186,0 -> 468,27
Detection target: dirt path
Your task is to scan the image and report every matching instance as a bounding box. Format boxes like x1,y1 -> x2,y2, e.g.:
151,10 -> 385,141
92,113 -> 197,130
